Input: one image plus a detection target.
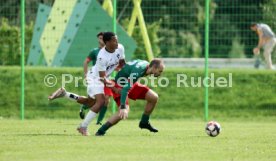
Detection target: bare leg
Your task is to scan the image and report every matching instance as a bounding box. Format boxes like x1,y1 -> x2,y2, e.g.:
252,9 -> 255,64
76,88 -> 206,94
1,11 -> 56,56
104,95 -> 110,106
144,90 -> 159,115
107,106 -> 129,125
77,96 -> 95,107
90,94 -> 105,113
48,88 -> 96,106
139,90 -> 159,132
77,94 -> 105,136
95,106 -> 130,136
96,95 -> 110,124
96,89 -> 160,135
80,94 -> 105,126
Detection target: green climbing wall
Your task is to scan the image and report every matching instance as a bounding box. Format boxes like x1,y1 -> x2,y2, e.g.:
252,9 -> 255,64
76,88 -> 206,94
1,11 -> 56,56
27,4 -> 51,66
28,0 -> 136,67
52,0 -> 92,66
39,0 -> 78,66
60,0 -> 137,66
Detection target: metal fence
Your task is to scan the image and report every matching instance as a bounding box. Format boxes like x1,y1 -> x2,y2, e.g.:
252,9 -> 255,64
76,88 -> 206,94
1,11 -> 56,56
0,0 -> 275,66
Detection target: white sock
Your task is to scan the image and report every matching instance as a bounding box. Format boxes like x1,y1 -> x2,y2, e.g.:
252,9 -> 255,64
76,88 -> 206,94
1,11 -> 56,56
64,92 -> 79,101
81,110 -> 97,127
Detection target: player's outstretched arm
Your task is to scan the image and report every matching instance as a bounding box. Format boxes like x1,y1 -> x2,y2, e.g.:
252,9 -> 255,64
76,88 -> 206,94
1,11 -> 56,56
83,58 -> 91,77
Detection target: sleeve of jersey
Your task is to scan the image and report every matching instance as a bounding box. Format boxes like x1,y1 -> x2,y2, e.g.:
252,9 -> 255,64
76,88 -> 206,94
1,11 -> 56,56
96,56 -> 107,72
87,50 -> 94,60
120,67 -> 142,106
120,83 -> 131,106
119,44 -> 125,59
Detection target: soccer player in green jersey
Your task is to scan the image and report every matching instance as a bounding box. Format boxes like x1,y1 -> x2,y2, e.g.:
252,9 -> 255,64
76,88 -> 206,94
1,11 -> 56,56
95,59 -> 165,136
80,32 -> 113,125
49,59 -> 164,136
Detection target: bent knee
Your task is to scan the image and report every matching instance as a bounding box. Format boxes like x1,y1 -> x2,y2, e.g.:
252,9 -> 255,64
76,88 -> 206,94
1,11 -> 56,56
146,90 -> 159,103
96,98 -> 105,106
152,93 -> 159,103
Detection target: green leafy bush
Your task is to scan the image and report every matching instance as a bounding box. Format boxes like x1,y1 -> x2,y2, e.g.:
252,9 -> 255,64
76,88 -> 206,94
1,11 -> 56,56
0,18 -> 33,65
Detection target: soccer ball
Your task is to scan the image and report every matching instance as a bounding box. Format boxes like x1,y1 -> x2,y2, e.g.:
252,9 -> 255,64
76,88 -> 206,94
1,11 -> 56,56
205,121 -> 221,137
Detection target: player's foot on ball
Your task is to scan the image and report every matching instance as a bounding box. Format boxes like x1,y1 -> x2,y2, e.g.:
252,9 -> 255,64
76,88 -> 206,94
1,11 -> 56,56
139,121 -> 158,133
95,130 -> 105,136
77,126 -> 90,136
79,106 -> 85,119
48,88 -> 66,100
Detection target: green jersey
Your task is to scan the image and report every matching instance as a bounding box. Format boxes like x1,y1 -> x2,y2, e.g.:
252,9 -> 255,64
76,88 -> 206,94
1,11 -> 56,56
87,47 -> 101,65
115,60 -> 149,106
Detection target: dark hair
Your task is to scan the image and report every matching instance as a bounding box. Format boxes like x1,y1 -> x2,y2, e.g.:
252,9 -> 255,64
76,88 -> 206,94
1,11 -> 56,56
97,32 -> 104,37
250,22 -> 258,27
103,32 -> 115,43
149,59 -> 163,68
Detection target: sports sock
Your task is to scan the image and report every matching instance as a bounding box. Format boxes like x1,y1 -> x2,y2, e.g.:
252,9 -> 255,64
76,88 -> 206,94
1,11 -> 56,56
81,110 -> 97,127
65,92 -> 79,101
140,113 -> 150,123
97,106 -> 107,123
81,104 -> 90,110
97,122 -> 112,134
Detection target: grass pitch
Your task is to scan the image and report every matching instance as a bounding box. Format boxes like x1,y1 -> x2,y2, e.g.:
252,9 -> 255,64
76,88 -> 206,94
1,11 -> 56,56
0,119 -> 275,161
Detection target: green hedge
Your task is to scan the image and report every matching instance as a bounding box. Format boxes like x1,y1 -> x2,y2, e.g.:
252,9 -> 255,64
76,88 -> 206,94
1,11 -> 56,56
0,67 -> 275,120
0,18 -> 33,65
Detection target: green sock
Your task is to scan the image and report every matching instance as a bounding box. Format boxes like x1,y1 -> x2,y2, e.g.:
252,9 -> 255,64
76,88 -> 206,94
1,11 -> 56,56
141,114 -> 150,123
81,104 -> 90,110
97,122 -> 112,134
97,106 -> 107,124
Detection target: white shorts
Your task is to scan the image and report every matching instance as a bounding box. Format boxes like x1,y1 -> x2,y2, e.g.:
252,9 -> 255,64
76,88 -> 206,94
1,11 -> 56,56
86,77 -> 104,98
